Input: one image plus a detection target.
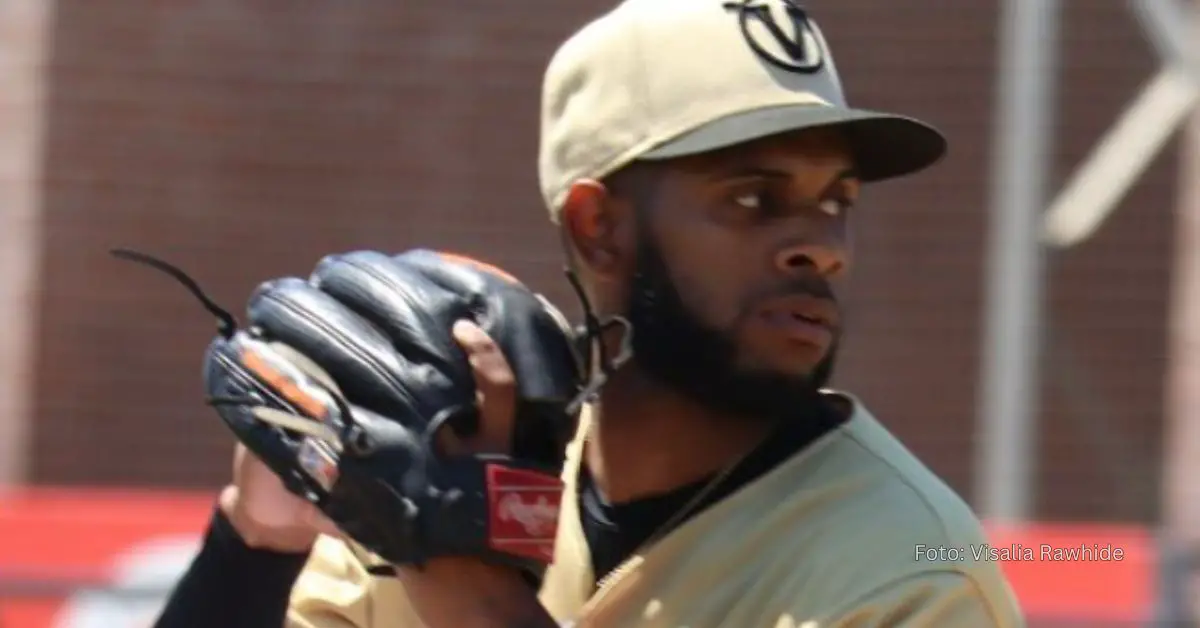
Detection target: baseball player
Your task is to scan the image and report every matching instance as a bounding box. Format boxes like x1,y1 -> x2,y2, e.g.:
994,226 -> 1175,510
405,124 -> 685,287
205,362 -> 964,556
152,0 -> 1025,626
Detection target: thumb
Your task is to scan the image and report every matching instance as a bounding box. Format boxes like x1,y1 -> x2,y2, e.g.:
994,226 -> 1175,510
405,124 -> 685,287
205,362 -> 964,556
451,319 -> 516,453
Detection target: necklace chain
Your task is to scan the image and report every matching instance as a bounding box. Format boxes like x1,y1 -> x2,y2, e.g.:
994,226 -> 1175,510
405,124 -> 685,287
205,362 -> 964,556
588,428 -> 764,554
639,442 -> 758,549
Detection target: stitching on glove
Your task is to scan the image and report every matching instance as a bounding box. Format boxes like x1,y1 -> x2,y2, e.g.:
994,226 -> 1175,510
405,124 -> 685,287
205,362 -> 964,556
334,254 -> 464,367
259,289 -> 424,414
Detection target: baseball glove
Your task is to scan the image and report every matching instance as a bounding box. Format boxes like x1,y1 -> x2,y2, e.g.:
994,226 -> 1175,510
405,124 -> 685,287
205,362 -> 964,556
112,248 -> 590,578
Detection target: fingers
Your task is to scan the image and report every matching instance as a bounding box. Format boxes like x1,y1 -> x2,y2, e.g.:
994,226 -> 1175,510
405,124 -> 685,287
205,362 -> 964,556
451,320 -> 516,454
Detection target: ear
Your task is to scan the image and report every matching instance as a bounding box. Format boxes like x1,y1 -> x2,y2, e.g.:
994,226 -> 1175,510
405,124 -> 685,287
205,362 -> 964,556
560,179 -> 632,281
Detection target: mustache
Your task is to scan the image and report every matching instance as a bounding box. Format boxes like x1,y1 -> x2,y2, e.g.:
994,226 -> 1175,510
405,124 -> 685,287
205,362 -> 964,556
736,276 -> 840,325
748,275 -> 836,303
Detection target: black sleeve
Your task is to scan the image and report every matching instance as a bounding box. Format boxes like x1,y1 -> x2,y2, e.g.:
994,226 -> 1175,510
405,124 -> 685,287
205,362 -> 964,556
153,506 -> 311,628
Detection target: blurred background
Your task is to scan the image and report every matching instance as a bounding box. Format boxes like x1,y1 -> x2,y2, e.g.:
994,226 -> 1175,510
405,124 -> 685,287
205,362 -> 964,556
0,0 -> 1196,626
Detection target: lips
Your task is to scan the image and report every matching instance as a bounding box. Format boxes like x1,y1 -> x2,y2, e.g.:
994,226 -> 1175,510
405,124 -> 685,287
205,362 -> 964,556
755,295 -> 838,346
758,294 -> 838,328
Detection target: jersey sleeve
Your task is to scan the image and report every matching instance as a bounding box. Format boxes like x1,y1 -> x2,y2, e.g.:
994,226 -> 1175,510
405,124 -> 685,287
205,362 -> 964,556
286,536 -> 427,628
785,569 -> 1026,628
152,507 -> 311,628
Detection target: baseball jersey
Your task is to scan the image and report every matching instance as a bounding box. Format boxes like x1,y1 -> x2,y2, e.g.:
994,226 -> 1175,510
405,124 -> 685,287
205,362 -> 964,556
286,392 -> 1025,627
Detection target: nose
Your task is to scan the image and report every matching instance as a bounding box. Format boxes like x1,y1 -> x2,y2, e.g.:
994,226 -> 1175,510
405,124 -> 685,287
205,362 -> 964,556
773,239 -> 848,278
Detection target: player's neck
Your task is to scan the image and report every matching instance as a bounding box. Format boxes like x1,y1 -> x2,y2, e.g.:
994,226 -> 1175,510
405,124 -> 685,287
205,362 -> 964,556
584,368 -> 777,504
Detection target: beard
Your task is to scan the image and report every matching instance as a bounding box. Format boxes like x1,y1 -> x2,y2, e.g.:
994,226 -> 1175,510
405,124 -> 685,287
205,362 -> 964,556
623,236 -> 838,423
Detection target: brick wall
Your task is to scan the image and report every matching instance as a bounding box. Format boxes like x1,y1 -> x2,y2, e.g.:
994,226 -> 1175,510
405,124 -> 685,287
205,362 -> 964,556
29,1 -> 1177,523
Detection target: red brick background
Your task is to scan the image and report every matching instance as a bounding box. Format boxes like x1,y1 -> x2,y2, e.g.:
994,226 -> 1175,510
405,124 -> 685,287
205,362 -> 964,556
28,1 -> 1177,523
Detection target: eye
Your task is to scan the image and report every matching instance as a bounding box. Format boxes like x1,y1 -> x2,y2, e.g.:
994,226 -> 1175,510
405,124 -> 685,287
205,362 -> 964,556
733,192 -> 763,210
817,197 -> 852,217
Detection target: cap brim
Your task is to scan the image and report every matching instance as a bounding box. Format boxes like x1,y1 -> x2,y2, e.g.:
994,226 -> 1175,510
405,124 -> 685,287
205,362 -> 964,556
639,105 -> 947,182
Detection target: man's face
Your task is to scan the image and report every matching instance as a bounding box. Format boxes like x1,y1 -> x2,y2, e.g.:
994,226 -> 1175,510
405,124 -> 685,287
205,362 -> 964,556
620,128 -> 857,421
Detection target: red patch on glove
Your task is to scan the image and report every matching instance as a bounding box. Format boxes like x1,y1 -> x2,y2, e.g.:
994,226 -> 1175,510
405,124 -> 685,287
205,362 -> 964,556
485,464 -> 564,563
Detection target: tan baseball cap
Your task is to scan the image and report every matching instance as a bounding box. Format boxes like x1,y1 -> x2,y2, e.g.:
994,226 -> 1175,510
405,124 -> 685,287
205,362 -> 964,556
538,0 -> 947,222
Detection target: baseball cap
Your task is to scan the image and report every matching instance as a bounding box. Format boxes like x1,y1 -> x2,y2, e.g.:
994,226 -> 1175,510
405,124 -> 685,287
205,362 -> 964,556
538,0 -> 947,221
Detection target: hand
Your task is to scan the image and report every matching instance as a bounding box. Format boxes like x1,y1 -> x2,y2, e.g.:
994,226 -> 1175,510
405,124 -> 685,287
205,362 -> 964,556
218,444 -> 340,554
214,318 -> 532,558
398,320 -> 557,628
436,320 -> 518,455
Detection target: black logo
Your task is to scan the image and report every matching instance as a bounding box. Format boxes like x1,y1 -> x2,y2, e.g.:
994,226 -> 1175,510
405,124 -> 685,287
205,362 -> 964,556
722,0 -> 825,74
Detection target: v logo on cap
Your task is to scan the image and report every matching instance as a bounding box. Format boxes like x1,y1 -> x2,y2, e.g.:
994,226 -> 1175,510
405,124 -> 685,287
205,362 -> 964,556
723,0 -> 825,74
